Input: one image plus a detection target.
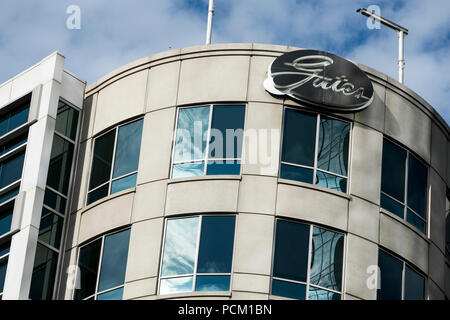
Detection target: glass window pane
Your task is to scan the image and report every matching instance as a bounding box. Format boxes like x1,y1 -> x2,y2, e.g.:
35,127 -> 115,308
87,184 -> 109,205
197,216 -> 235,273
0,261 -> 7,294
98,229 -> 131,292
9,105 -> 30,132
380,194 -> 404,218
161,217 -> 199,277
309,227 -> 344,291
280,164 -> 314,183
0,187 -> 19,205
381,139 -> 406,202
0,242 -> 10,257
282,109 -> 316,167
29,244 -> 58,300
160,276 -> 193,295
97,287 -> 124,300
46,135 -> 74,195
317,117 -> 349,176
377,250 -> 403,300
209,105 -> 245,159
407,155 -> 427,218
195,275 -> 230,292
404,265 -> 425,300
406,210 -> 426,233
315,171 -> 347,193
0,133 -> 27,157
38,208 -> 64,249
0,207 -> 13,237
112,120 -> 143,178
75,239 -> 102,300
55,102 -> 79,140
111,173 -> 137,194
308,286 -> 340,300
172,162 -> 204,179
44,188 -> 67,213
273,220 -> 310,282
173,107 -> 210,163
0,151 -> 25,189
206,160 -> 240,175
89,130 -> 115,190
271,279 -> 306,300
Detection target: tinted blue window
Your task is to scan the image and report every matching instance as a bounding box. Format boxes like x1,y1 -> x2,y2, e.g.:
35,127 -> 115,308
0,151 -> 25,189
98,229 -> 131,292
315,171 -> 347,192
0,188 -> 19,205
112,120 -> 143,179
160,276 -> 193,295
0,104 -> 29,137
197,216 -> 235,273
172,162 -> 204,179
380,193 -> 404,218
195,275 -> 230,291
273,220 -> 310,282
317,117 -> 349,177
89,130 -> 115,190
111,173 -> 137,194
308,286 -> 340,300
44,188 -> 67,213
280,164 -> 313,183
404,265 -> 424,300
407,155 -> 427,218
206,160 -> 240,175
0,133 -> 27,157
377,250 -> 403,300
174,107 -> 210,163
406,210 -> 426,233
381,139 -> 406,202
282,109 -> 316,167
209,105 -> 245,159
55,102 -> 79,140
75,239 -> 101,300
87,184 -> 109,206
271,279 -> 306,300
0,207 -> 13,237
0,261 -> 7,293
46,135 -> 74,195
38,208 -> 64,249
97,287 -> 124,300
29,244 -> 58,300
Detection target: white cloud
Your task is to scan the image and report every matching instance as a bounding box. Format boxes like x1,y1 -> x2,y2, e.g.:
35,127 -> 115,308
0,0 -> 448,124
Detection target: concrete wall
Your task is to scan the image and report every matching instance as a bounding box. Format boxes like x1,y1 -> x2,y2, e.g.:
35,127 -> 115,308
60,44 -> 449,300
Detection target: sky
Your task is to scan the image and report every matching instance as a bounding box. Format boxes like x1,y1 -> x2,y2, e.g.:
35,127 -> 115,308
0,0 -> 449,124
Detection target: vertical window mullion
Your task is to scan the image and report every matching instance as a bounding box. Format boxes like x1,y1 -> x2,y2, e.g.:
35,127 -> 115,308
312,115 -> 320,185
404,152 -> 409,220
204,105 -> 214,175
401,262 -> 406,300
305,225 -> 313,300
192,215 -> 203,291
107,127 -> 119,196
94,236 -> 106,300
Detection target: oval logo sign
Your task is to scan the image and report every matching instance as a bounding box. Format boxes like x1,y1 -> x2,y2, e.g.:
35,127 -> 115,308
264,49 -> 374,112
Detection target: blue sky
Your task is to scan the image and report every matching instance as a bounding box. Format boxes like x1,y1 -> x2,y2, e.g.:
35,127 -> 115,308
0,0 -> 449,124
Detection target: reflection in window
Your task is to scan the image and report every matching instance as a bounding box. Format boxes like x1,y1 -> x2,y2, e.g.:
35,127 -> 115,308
377,249 -> 424,300
29,244 -> 58,300
0,260 -> 7,297
87,119 -> 143,205
74,229 -> 130,300
171,105 -> 245,179
0,103 -> 29,137
0,151 -> 25,190
280,108 -> 350,193
0,205 -> 13,237
271,219 -> 344,300
380,139 -> 428,233
159,215 -> 236,295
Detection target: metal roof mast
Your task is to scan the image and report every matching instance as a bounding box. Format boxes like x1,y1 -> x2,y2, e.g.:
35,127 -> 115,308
206,0 -> 214,45
357,8 -> 409,84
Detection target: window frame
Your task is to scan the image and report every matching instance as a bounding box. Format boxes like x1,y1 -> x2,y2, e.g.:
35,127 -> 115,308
279,106 -> 353,194
86,117 -> 144,205
269,217 -> 347,300
377,248 -> 426,300
158,214 -> 237,296
0,245 -> 9,299
73,227 -> 131,300
380,137 -> 429,234
170,104 -> 247,179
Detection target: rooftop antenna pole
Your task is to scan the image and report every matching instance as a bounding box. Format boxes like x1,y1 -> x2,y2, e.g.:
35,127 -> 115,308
206,0 -> 214,44
357,8 -> 408,84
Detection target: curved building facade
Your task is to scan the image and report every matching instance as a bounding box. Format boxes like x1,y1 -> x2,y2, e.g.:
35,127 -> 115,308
1,44 -> 449,300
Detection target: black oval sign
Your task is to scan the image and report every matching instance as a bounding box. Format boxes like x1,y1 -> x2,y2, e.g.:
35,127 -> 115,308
264,49 -> 374,112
